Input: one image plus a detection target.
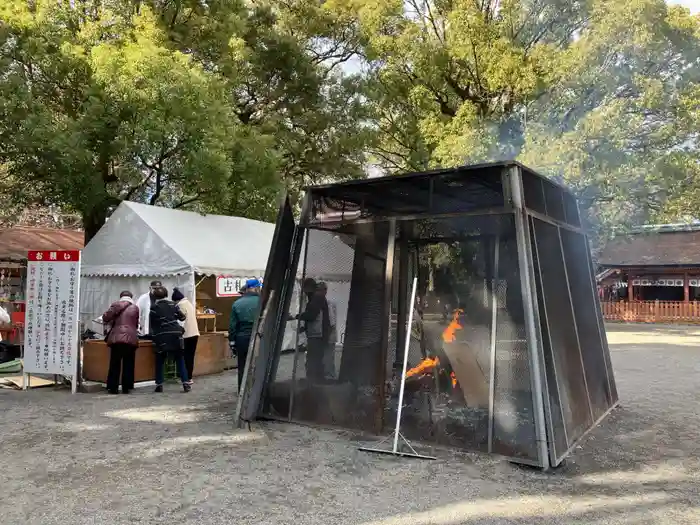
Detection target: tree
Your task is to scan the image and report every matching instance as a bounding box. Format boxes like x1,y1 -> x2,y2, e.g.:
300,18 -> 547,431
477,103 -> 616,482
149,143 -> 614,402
0,1 -> 276,241
143,0 -> 376,206
326,0 -> 700,240
0,0 -> 375,240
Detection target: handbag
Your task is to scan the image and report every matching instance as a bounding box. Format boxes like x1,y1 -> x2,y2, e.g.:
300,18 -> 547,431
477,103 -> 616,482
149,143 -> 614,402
104,303 -> 129,342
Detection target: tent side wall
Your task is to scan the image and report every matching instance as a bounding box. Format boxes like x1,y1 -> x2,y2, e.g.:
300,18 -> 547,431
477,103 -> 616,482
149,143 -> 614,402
80,274 -> 193,328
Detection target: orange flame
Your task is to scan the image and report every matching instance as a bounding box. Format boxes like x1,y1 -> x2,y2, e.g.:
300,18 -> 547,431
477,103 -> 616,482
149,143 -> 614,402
406,356 -> 440,379
442,308 -> 464,343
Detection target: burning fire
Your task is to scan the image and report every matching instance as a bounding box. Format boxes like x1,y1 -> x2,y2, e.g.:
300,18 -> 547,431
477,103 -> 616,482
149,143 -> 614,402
442,308 -> 464,343
405,356 -> 459,390
406,356 -> 440,379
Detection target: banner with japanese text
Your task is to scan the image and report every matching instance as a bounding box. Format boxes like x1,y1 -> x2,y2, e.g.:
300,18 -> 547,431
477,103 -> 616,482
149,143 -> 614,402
23,250 -> 81,376
216,276 -> 263,297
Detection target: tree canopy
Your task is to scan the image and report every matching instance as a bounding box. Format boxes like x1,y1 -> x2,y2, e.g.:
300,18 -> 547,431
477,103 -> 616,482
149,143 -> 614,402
325,0 -> 700,241
0,0 -> 373,240
1,0 -> 699,245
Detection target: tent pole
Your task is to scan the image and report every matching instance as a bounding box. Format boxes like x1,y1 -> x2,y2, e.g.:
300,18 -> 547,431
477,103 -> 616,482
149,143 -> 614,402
190,269 -> 196,305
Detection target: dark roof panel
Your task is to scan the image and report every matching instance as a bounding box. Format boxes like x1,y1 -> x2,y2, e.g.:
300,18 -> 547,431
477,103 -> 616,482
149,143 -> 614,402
0,227 -> 84,262
598,230 -> 700,267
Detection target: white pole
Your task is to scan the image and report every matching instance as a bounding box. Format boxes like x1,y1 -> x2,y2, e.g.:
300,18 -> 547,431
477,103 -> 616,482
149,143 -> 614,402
72,319 -> 80,394
392,276 -> 418,453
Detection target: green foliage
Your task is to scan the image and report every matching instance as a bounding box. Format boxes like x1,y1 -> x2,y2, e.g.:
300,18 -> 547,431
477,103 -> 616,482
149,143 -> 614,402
324,0 -> 700,240
0,0 -> 373,238
2,0 -> 699,247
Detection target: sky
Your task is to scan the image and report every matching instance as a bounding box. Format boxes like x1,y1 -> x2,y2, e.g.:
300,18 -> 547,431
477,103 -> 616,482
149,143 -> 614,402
669,0 -> 700,12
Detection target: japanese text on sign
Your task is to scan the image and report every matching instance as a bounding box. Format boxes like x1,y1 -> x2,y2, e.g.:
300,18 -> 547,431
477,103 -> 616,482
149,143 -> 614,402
216,276 -> 263,297
24,250 -> 81,376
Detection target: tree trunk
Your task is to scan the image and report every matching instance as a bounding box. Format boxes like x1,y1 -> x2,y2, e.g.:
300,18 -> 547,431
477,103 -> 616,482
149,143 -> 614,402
82,203 -> 110,245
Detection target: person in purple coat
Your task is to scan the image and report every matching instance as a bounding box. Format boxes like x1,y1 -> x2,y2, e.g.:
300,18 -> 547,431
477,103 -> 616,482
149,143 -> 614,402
102,291 -> 140,394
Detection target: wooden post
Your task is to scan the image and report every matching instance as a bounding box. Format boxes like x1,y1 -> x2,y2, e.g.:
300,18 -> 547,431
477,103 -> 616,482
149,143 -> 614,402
684,273 -> 690,302
628,272 -> 634,302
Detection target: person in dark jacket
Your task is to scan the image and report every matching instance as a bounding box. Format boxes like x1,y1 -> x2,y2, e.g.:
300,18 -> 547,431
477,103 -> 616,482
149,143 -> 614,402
102,291 -> 140,394
229,278 -> 262,391
149,286 -> 190,393
295,278 -> 331,382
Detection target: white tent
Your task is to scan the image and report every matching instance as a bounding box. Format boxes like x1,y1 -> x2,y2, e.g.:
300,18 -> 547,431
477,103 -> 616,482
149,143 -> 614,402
79,201 -> 276,325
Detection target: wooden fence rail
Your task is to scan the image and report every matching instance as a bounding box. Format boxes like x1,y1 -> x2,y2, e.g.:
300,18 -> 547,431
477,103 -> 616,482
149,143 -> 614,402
601,301 -> 700,324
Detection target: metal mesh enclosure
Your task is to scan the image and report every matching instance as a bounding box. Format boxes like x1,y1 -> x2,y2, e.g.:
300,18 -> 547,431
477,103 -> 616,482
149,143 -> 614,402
262,222 -> 390,431
240,161 -> 618,470
529,217 -> 618,465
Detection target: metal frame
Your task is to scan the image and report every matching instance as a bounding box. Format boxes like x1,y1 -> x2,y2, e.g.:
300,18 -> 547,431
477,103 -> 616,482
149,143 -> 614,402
237,195 -> 302,423
487,236 -> 500,454
509,165 -> 550,470
287,226 -> 311,421
528,215 -> 570,466
307,207 -> 514,229
377,219 -> 397,433
247,162 -> 617,470
260,212 -> 309,419
526,208 -> 586,235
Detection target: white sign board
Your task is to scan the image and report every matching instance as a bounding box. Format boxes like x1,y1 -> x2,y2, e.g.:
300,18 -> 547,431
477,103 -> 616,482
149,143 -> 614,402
216,276 -> 262,297
24,250 -> 81,378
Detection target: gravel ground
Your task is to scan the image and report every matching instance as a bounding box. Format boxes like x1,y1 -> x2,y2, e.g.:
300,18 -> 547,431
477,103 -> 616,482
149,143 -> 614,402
1,324 -> 699,525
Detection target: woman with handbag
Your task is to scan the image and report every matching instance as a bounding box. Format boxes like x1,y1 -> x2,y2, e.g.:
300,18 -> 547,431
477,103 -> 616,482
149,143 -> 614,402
149,286 -> 191,393
102,291 -> 140,394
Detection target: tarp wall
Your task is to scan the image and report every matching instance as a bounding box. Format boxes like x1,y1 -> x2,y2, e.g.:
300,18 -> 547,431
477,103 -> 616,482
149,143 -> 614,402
80,274 -> 193,328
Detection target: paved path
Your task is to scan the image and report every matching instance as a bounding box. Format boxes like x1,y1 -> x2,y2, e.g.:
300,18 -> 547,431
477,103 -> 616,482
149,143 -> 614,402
1,324 -> 699,524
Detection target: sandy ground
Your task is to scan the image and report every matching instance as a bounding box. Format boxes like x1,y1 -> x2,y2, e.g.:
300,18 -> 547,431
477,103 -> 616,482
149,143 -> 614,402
1,324 -> 699,525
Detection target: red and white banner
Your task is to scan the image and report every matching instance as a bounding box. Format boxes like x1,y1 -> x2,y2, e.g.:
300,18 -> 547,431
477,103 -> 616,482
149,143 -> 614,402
24,250 -> 81,376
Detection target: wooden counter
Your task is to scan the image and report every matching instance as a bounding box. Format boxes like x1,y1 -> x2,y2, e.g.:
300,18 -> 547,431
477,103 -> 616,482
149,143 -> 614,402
82,332 -> 234,383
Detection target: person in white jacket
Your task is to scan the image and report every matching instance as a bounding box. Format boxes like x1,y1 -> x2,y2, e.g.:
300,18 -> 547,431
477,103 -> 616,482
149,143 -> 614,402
172,288 -> 199,384
0,305 -> 10,342
136,280 -> 162,336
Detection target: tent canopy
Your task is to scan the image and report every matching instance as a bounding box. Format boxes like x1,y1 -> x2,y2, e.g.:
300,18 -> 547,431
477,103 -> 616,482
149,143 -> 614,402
81,201 -> 276,277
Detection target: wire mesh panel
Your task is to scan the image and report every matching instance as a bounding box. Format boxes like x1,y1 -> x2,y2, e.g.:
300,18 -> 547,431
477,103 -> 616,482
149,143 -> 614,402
586,244 -> 619,405
373,214 -> 539,462
528,218 -> 569,459
530,217 -> 594,461
521,166 -> 580,229
395,231 -> 493,452
308,166 -> 506,224
261,222 -> 390,431
521,169 -> 546,216
560,228 -> 614,420
491,229 -> 538,461
542,179 -> 566,224
240,196 -> 298,422
262,226 -> 358,421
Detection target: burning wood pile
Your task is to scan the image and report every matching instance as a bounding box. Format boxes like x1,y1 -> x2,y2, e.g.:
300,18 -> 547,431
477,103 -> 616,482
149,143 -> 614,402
402,307 -> 490,409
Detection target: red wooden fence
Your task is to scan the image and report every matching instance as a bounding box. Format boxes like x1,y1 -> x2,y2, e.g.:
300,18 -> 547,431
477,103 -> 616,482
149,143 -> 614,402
601,301 -> 700,324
